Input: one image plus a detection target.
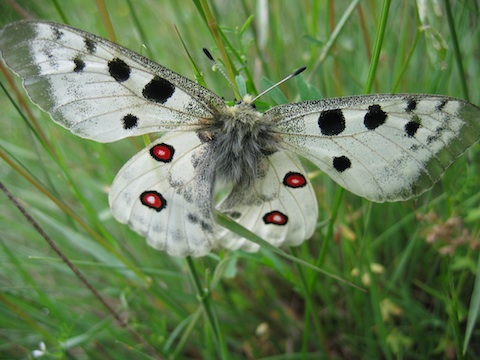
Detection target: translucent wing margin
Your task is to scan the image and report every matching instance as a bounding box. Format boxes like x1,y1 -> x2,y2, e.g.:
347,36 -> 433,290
268,94 -> 480,202
0,20 -> 226,142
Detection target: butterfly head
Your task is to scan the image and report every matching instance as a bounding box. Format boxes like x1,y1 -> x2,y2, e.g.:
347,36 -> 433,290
239,94 -> 256,107
222,96 -> 263,127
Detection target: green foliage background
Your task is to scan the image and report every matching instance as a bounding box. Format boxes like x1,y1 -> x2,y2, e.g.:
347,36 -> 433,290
0,1 -> 479,359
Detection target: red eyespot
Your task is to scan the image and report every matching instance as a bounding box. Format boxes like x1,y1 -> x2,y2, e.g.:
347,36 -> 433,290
150,143 -> 174,162
140,191 -> 167,212
283,172 -> 307,188
263,211 -> 288,226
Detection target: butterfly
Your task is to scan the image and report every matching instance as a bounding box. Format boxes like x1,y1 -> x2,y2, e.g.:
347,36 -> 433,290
1,20 -> 479,257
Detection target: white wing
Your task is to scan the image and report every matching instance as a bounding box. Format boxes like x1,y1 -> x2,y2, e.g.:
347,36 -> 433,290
109,132 -> 216,257
268,94 -> 480,202
215,150 -> 318,252
0,20 -> 225,142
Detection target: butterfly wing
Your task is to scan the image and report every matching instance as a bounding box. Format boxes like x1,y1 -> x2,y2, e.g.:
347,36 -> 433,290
109,132 -> 216,257
215,150 -> 318,252
268,94 -> 480,202
0,20 -> 225,142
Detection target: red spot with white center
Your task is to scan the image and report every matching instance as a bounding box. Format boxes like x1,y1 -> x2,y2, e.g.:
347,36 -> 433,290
150,143 -> 174,162
140,191 -> 167,212
283,172 -> 307,188
263,211 -> 288,226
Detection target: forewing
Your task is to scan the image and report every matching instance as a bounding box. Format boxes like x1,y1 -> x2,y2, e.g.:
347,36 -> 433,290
0,20 -> 225,142
109,132 -> 216,257
268,94 -> 480,202
216,150 -> 318,252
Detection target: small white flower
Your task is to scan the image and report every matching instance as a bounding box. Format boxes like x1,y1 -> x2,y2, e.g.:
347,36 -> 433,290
32,341 -> 46,358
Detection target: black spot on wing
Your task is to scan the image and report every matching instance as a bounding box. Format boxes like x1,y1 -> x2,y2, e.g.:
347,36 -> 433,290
52,27 -> 64,40
122,114 -> 138,129
201,221 -> 213,232
187,213 -> 213,232
333,156 -> 351,172
318,109 -> 345,136
435,126 -> 445,136
225,211 -> 242,220
187,213 -> 198,224
142,76 -> 175,103
108,58 -> 131,82
437,99 -> 448,111
84,37 -> 97,53
426,135 -> 437,145
406,98 -> 417,112
364,104 -> 387,130
404,121 -> 421,137
73,57 -> 85,73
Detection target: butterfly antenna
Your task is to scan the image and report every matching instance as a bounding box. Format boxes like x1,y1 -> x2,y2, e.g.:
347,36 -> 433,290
203,48 -> 240,98
250,66 -> 307,103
